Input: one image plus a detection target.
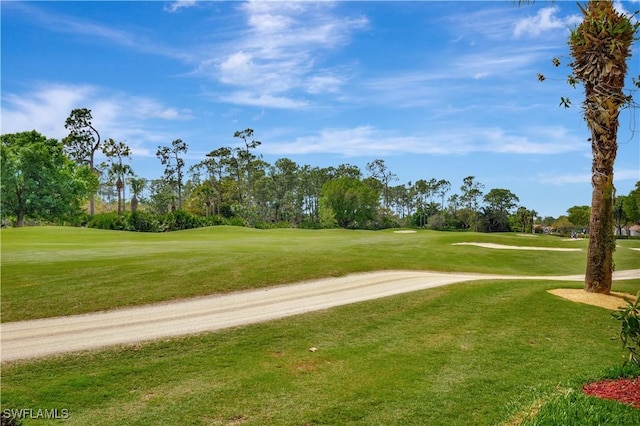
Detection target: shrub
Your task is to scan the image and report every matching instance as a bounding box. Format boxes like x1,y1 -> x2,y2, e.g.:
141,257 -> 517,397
87,212 -> 127,231
612,291 -> 640,366
255,221 -> 293,229
224,216 -> 248,227
428,213 -> 446,231
299,219 -> 325,229
161,210 -> 202,232
201,215 -> 227,227
1,412 -> 23,426
127,211 -> 159,232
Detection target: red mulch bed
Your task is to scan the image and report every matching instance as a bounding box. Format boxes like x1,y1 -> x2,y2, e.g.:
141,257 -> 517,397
583,377 -> 640,408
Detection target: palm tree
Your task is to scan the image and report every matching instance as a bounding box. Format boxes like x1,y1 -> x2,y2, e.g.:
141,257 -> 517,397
569,1 -> 637,293
129,177 -> 147,214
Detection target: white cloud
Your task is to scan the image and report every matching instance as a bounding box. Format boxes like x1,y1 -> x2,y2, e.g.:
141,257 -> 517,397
513,6 -> 581,38
306,73 -> 344,94
1,84 -> 95,138
534,168 -> 639,186
260,125 -> 587,157
199,1 -> 368,108
164,1 -> 198,13
613,1 -> 640,23
6,2 -> 193,62
616,168 -> 640,181
219,91 -> 308,109
219,51 -> 256,85
1,83 -> 192,156
453,48 -> 544,79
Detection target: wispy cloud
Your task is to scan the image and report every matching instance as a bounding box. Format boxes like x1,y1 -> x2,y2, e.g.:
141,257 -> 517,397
198,1 -> 368,108
261,125 -> 586,157
1,83 -> 192,157
4,1 -> 193,62
219,91 -> 309,109
513,6 -> 581,38
534,168 -> 639,186
164,1 -> 198,13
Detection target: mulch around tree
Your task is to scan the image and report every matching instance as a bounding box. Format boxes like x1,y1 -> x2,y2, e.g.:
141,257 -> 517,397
583,377 -> 640,408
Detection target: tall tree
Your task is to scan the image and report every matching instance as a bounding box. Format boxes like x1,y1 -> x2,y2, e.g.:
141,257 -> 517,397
156,139 -> 188,210
1,131 -> 96,226
567,205 -> 591,231
613,196 -> 629,237
267,158 -> 300,222
414,179 -> 429,227
128,176 -> 147,213
205,146 -> 235,215
299,165 -> 332,223
623,181 -> 640,226
436,179 -> 451,211
482,188 -> 519,232
568,1 -> 638,293
366,159 -> 398,210
233,128 -> 261,209
102,138 -> 132,215
62,108 -> 101,215
460,176 -> 484,232
516,206 -> 538,234
320,177 -> 379,229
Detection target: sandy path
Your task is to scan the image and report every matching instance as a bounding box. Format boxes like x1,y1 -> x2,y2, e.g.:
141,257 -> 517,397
452,242 -> 581,251
2,269 -> 639,362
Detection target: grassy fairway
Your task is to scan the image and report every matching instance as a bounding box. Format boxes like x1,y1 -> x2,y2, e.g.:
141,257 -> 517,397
1,226 -> 638,322
1,226 -> 639,424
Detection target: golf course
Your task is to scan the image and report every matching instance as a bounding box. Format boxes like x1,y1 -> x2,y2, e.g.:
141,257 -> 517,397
1,226 -> 639,425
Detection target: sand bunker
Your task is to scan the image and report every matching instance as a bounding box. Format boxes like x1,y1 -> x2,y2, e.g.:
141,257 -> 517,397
548,289 -> 636,310
453,242 -> 581,252
394,230 -> 417,234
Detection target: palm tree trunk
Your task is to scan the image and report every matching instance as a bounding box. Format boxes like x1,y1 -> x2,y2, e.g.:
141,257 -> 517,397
584,132 -> 616,293
569,0 -> 636,294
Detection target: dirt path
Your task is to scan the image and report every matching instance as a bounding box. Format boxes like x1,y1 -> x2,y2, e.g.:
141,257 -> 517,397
2,269 -> 638,362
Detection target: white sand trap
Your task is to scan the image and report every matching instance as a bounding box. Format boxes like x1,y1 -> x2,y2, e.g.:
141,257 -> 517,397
453,242 -> 581,252
630,248 -> 640,251
394,230 -> 417,234
516,233 -> 537,237
562,238 -> 586,241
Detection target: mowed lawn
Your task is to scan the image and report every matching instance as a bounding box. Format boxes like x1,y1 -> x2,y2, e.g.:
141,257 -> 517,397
1,226 -> 639,425
2,226 -> 638,322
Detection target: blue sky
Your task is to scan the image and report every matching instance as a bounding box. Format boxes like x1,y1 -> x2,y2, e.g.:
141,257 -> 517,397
2,0 -> 639,218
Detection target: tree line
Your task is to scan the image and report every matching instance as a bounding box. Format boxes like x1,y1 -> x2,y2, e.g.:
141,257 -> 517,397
1,108 -> 639,234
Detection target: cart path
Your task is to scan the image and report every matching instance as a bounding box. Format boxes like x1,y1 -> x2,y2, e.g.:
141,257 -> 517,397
2,269 -> 639,362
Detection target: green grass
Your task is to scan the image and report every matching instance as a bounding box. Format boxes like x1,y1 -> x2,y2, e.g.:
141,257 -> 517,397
2,278 -> 639,425
2,226 -> 638,322
1,226 -> 639,424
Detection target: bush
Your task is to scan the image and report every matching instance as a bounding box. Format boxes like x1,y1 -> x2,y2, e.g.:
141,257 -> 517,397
87,212 -> 127,231
201,215 -> 227,227
1,412 -> 23,426
612,291 -> 640,365
127,211 -> 159,232
255,221 -> 293,229
428,213 -> 446,231
299,219 -> 325,229
161,210 -> 202,232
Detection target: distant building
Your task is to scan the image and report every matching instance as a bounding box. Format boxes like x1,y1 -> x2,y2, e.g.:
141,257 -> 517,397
615,224 -> 640,237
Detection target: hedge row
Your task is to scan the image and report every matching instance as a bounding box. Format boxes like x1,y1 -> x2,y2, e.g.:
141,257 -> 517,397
87,211 -> 246,232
